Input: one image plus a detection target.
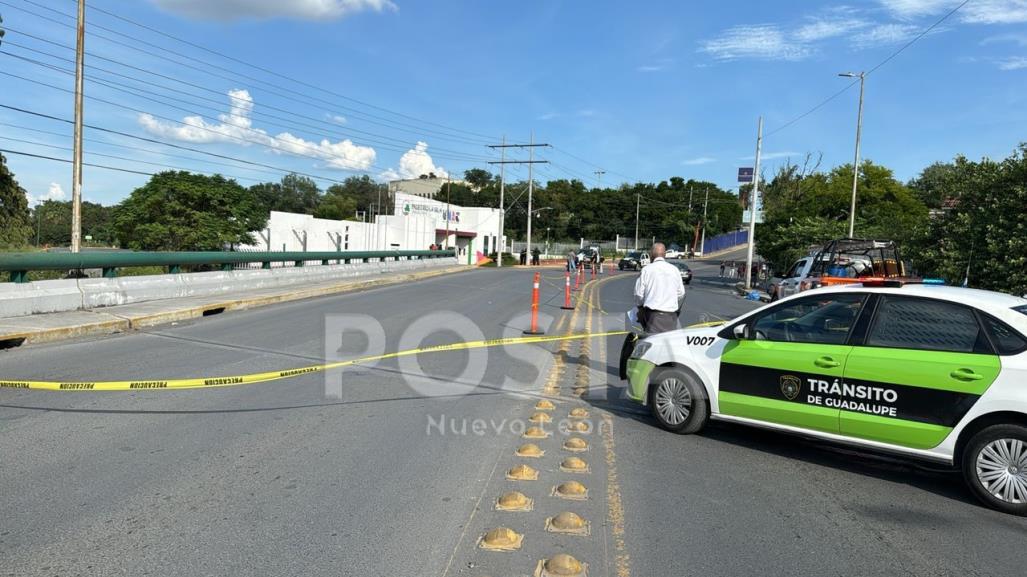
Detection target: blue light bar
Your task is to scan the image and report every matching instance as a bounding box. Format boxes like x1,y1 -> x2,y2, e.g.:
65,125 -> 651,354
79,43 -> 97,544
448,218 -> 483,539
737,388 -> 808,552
922,278 -> 946,285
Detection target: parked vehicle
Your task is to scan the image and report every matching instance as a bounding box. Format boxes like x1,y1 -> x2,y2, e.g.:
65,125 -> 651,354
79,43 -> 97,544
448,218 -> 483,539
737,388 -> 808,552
626,281 -> 1027,515
671,261 -> 692,285
618,251 -> 649,271
769,238 -> 913,301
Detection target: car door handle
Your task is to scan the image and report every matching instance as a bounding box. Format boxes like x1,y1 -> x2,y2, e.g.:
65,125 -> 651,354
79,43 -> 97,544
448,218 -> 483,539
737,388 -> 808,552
814,356 -> 840,368
950,368 -> 984,381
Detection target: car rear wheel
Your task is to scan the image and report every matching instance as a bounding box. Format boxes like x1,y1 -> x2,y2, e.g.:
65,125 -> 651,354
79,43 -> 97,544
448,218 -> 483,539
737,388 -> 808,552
648,368 -> 708,434
962,424 -> 1027,516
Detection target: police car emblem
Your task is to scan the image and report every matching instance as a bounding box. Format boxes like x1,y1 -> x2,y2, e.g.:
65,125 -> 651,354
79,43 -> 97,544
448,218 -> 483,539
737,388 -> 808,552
780,375 -> 801,401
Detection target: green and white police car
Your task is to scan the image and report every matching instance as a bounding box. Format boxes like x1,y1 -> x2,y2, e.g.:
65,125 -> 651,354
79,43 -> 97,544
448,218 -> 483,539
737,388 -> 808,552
625,282 -> 1027,515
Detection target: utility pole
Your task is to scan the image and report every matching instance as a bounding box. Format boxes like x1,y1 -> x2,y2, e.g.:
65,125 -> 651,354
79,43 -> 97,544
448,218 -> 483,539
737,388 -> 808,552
496,136 -> 506,267
444,174 -> 451,250
594,170 -> 605,190
527,132 -> 535,266
487,136 -> 549,266
839,71 -> 866,238
745,116 -> 764,291
634,193 -> 640,250
70,0 -> 85,253
699,187 -> 709,258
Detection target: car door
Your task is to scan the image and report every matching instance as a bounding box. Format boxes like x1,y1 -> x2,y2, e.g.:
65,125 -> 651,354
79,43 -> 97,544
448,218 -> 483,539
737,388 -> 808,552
719,292 -> 869,434
841,295 -> 1001,449
777,259 -> 807,298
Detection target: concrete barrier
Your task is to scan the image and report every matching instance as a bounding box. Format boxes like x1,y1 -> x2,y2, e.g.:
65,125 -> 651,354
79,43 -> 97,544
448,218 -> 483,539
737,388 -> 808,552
1,257 -> 459,319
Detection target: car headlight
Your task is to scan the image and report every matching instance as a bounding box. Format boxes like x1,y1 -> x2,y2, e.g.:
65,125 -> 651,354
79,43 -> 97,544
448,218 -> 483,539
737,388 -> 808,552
630,341 -> 652,359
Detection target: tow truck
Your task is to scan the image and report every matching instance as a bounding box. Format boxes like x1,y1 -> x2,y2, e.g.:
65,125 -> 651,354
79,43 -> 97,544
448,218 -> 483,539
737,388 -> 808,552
769,238 -> 914,301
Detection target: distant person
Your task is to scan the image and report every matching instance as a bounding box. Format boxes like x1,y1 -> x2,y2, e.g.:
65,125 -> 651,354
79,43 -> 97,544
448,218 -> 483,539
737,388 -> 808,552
720,262 -> 725,277
520,249 -> 527,265
531,247 -> 540,265
633,243 -> 685,334
566,250 -> 578,272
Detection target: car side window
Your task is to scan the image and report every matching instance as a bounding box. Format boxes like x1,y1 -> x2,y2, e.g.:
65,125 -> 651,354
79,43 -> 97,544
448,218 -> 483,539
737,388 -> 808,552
784,260 -> 805,279
751,294 -> 867,345
980,314 -> 1027,355
866,296 -> 989,354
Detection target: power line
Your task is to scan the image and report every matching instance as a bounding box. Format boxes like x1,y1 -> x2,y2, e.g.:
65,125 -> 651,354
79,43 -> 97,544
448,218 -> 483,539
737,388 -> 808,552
0,135 -> 267,182
1,148 -> 155,176
0,121 -> 298,179
765,0 -> 969,138
0,102 -> 360,185
0,27 -> 494,162
69,0 -> 499,142
3,0 -> 496,147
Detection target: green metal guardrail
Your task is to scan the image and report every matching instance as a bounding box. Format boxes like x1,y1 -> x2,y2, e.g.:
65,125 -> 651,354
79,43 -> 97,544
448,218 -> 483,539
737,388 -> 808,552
0,250 -> 456,283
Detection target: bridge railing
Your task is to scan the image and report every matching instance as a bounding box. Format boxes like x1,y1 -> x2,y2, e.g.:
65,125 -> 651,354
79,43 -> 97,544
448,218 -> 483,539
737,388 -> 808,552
0,250 -> 456,283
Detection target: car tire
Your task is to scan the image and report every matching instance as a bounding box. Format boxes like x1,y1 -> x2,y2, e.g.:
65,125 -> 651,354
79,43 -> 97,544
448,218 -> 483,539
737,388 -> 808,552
685,279 -> 691,285
648,367 -> 709,434
618,264 -> 624,271
961,424 -> 1027,516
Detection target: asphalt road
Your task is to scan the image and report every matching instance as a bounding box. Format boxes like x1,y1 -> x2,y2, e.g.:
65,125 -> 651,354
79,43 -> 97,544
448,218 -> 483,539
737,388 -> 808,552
2,259 -> 1025,577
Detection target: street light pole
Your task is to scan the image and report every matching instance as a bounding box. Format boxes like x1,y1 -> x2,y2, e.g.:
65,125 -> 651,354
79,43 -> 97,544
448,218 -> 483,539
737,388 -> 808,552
744,116 -> 764,291
526,131 -> 535,266
497,135 -> 506,267
840,71 -> 865,238
70,0 -> 86,253
634,193 -> 640,250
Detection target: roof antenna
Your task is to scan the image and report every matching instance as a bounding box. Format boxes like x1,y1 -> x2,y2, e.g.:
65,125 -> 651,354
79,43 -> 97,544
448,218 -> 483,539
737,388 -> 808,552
962,240 -> 974,288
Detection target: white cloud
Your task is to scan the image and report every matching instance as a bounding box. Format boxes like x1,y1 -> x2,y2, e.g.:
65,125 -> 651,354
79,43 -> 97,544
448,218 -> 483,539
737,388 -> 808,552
852,23 -> 923,48
794,12 -> 870,42
879,0 -> 1027,24
27,182 -> 67,207
637,64 -> 666,72
328,114 -> 347,125
150,0 -> 397,21
682,157 -> 716,166
380,142 -> 447,181
139,89 -> 377,170
700,24 -> 811,61
537,112 -> 559,121
997,56 -> 1027,69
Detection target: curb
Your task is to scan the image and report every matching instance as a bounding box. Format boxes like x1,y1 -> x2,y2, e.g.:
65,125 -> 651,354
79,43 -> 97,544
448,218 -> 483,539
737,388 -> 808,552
0,265 -> 468,347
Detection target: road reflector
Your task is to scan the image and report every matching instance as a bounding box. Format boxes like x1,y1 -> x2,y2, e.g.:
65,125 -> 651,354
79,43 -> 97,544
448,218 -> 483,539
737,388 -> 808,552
560,457 -> 589,473
568,407 -> 589,419
553,481 -> 588,500
563,437 -> 588,452
507,464 -> 539,481
546,511 -> 590,536
536,553 -> 587,577
566,421 -> 590,433
535,399 -> 556,411
496,491 -> 533,512
516,443 -> 544,458
524,426 -> 549,439
479,527 -> 524,551
529,411 -> 553,423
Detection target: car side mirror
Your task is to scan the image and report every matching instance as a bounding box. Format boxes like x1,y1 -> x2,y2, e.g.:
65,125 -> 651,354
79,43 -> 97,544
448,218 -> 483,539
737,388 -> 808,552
732,324 -> 749,340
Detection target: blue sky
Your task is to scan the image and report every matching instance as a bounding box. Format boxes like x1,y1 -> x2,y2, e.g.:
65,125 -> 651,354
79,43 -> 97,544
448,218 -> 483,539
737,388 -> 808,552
0,0 -> 1025,206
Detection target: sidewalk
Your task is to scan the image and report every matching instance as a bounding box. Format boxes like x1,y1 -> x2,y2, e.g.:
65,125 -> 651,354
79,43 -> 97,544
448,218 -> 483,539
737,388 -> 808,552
0,265 -> 468,348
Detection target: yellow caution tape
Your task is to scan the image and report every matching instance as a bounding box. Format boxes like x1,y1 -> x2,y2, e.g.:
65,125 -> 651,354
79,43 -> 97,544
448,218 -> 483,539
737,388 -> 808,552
0,330 -> 629,391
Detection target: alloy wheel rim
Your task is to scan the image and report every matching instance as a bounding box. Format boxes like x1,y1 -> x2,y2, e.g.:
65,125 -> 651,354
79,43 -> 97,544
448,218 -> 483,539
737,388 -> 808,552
976,438 -> 1027,504
654,377 -> 691,426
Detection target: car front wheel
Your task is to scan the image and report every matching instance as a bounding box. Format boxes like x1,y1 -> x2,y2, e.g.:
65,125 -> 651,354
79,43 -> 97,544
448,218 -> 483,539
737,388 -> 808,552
962,424 -> 1027,516
648,368 -> 709,434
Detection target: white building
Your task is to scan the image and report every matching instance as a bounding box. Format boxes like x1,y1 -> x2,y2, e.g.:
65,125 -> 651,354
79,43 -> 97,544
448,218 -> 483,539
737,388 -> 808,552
243,193 -> 504,266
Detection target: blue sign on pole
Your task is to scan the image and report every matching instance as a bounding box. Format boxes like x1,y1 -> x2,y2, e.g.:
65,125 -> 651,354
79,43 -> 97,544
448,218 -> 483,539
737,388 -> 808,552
737,167 -> 754,183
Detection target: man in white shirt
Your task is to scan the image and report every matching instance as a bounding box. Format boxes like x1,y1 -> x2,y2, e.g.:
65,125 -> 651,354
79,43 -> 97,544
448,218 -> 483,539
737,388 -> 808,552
633,242 -> 685,333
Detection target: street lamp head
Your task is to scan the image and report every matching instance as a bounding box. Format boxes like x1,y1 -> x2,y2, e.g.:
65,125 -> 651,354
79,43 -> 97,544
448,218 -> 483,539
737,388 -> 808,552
838,71 -> 864,78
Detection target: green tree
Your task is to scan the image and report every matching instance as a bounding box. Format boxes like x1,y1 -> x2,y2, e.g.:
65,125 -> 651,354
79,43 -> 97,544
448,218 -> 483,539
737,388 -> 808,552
32,200 -> 115,246
0,152 -> 32,248
916,145 -> 1027,294
114,171 -> 266,251
464,168 -> 493,190
250,173 -> 322,215
314,190 -> 358,220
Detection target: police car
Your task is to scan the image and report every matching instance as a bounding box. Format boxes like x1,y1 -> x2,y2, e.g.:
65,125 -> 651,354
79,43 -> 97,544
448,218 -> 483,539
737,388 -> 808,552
625,282 -> 1027,515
